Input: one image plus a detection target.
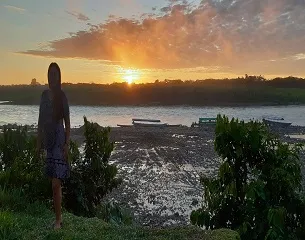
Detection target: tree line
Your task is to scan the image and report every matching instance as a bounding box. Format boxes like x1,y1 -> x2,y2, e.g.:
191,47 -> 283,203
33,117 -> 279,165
1,76 -> 305,106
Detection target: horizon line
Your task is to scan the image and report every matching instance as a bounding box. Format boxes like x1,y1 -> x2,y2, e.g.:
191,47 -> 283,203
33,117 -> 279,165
1,75 -> 305,87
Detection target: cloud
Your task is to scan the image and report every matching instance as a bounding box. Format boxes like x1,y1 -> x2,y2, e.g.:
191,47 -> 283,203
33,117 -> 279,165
20,0 -> 305,71
293,53 -> 305,60
4,5 -> 26,13
66,10 -> 90,21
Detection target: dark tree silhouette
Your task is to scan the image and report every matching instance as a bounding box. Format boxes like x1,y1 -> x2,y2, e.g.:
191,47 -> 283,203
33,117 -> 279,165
1,76 -> 305,106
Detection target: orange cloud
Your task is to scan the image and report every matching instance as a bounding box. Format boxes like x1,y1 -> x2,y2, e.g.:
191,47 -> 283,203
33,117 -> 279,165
20,0 -> 305,71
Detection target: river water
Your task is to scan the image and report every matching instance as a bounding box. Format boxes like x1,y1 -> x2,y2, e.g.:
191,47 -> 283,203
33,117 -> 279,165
0,104 -> 304,127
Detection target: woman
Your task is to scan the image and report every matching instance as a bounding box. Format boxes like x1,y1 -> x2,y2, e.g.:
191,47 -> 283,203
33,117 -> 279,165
37,62 -> 70,230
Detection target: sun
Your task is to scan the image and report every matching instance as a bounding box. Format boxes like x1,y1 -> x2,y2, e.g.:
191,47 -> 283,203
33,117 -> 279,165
125,74 -> 134,85
122,69 -> 139,84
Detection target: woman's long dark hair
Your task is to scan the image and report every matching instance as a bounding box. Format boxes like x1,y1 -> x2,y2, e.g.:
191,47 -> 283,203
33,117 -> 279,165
48,62 -> 64,122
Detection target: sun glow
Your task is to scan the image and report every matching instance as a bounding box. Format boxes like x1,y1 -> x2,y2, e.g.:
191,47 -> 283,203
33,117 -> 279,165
122,69 -> 140,84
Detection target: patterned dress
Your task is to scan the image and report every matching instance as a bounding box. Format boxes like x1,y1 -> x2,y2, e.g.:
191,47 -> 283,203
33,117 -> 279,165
38,89 -> 70,180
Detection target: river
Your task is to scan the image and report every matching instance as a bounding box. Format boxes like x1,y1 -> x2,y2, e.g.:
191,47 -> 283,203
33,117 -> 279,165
0,104 -> 304,127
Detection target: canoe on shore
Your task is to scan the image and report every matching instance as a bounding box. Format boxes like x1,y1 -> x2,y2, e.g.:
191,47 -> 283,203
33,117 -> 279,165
167,124 -> 182,127
263,119 -> 292,128
117,118 -> 181,128
132,119 -> 161,123
133,122 -> 168,127
117,124 -> 134,127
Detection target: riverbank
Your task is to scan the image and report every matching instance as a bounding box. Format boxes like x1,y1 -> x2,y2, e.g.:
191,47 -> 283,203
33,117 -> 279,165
2,122 -> 305,228
69,124 -> 305,227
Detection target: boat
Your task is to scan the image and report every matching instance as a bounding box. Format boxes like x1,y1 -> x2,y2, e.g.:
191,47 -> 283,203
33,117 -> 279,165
192,117 -> 217,127
132,118 -> 167,127
167,124 -> 182,128
262,115 -> 284,121
132,118 -> 161,123
117,118 -> 181,128
132,122 -> 168,127
117,124 -> 133,127
262,118 -> 292,128
199,117 -> 217,125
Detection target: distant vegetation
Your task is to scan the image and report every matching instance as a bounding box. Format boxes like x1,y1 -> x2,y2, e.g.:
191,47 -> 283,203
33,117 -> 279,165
1,75 -> 305,106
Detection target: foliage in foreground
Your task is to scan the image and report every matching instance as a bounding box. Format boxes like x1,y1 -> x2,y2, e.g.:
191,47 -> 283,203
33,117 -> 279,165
63,117 -> 122,217
0,126 -> 51,202
0,117 -> 121,220
191,115 -> 305,239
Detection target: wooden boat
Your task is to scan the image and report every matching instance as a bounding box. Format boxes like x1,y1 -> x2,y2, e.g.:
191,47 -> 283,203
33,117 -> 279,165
118,118 -> 180,128
133,122 -> 168,127
192,118 -> 217,127
132,119 -> 161,123
167,124 -> 182,127
117,124 -> 133,127
263,118 -> 292,128
199,117 -> 217,125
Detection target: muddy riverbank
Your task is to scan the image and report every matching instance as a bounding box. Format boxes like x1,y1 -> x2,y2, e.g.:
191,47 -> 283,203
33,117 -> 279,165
69,125 -> 305,227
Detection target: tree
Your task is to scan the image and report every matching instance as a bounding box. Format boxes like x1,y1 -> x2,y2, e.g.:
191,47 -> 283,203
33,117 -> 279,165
30,78 -> 40,86
191,115 -> 305,239
63,117 -> 122,217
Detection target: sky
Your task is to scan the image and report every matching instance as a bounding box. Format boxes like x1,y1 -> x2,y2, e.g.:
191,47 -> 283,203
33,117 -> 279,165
1,0 -> 305,85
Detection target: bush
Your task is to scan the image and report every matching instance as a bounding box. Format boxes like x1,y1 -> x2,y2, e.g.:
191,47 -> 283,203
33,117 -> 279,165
63,117 -> 122,217
0,211 -> 19,240
191,115 -> 305,239
0,118 -> 122,219
0,126 -> 51,202
97,201 -> 133,225
0,187 -> 26,211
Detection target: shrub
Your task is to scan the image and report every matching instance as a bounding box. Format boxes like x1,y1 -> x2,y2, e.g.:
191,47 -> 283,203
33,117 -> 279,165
191,115 -> 305,239
97,201 -> 133,225
0,126 -> 28,171
0,126 -> 51,202
0,211 -> 19,240
63,117 -> 122,217
0,118 -> 122,219
0,187 -> 26,211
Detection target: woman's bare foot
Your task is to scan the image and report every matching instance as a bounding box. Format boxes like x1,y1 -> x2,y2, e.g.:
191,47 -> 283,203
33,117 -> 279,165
53,221 -> 62,230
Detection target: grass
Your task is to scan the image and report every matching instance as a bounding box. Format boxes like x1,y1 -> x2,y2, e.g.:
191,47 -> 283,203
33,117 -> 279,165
0,211 -> 240,240
0,189 -> 240,240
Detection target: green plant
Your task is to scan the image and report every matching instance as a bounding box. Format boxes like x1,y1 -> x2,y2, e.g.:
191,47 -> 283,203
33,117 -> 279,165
63,117 -> 122,217
97,201 -> 133,225
191,115 -> 305,239
0,187 -> 25,211
0,211 -> 19,240
0,126 -> 51,202
0,126 -> 28,171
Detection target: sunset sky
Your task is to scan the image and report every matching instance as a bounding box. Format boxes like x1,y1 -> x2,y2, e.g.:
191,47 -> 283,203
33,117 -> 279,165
1,0 -> 305,85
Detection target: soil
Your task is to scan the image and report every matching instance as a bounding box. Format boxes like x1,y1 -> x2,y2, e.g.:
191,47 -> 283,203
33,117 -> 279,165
70,124 -> 305,227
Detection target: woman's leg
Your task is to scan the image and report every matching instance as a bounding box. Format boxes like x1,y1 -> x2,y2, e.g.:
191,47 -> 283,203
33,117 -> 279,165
52,178 -> 62,229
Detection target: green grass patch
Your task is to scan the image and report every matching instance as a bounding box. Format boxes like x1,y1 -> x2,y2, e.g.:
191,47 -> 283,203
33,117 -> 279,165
0,188 -> 239,240
1,210 -> 239,240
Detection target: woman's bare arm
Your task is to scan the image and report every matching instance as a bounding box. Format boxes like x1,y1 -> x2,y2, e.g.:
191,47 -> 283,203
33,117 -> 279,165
37,92 -> 44,150
63,92 -> 70,145
64,115 -> 70,144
